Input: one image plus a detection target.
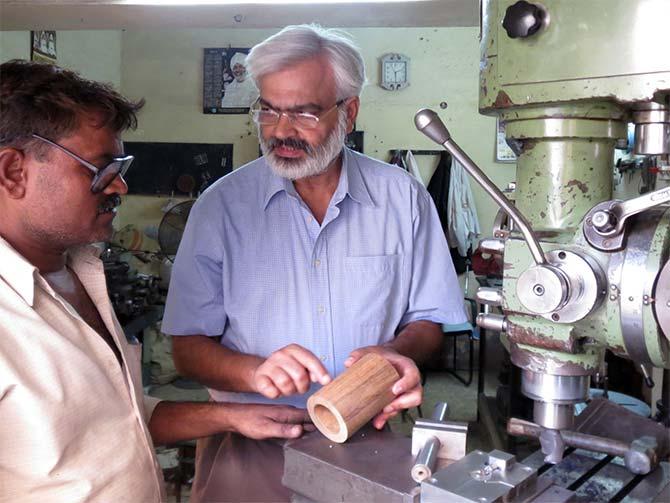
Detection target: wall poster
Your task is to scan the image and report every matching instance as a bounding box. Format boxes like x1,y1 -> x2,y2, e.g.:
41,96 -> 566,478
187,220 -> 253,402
31,31 -> 57,63
203,47 -> 258,114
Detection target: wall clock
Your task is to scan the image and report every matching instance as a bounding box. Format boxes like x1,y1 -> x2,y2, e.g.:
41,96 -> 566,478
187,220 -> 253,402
380,53 -> 410,91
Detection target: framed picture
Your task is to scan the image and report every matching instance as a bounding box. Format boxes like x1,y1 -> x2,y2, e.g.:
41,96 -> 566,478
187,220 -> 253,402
31,31 -> 57,63
495,117 -> 517,163
203,47 -> 257,114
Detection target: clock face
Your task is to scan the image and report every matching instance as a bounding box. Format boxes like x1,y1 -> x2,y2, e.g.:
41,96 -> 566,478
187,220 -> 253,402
380,53 -> 409,91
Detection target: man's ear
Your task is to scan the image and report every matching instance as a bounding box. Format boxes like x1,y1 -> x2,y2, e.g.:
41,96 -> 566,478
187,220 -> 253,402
0,148 -> 28,199
345,97 -> 360,134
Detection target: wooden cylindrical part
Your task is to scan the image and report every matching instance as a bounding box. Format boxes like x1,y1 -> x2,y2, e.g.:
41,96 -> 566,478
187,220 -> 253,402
307,353 -> 400,443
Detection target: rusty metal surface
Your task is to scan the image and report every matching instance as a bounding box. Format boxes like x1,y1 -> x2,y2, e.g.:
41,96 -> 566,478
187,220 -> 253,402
507,323 -> 577,352
283,425 -> 419,503
509,343 -> 596,376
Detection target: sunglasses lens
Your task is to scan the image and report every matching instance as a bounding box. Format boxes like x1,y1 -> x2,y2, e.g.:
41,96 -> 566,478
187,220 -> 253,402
90,158 -> 133,193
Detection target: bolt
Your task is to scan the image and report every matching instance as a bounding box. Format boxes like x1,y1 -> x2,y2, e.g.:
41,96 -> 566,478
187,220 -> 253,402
592,210 -> 612,230
629,296 -> 635,301
552,313 -> 560,321
533,284 -> 545,296
609,295 -> 617,301
610,284 -> 618,291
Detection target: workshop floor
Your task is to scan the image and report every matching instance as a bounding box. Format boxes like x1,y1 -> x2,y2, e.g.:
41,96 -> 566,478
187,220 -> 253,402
149,333 -> 506,502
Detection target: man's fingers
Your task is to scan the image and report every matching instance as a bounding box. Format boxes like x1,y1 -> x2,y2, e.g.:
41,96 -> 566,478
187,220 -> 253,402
285,346 -> 331,385
372,410 -> 398,430
383,387 -> 423,412
389,361 -> 421,394
256,375 -> 280,399
269,406 -> 311,424
270,367 -> 299,396
262,421 -> 303,439
278,355 -> 312,394
344,349 -> 364,368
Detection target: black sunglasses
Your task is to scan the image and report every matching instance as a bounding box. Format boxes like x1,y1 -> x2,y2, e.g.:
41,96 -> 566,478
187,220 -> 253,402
31,134 -> 134,194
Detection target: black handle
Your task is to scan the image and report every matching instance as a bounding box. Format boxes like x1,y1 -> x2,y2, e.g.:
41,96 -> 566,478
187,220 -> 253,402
502,0 -> 546,39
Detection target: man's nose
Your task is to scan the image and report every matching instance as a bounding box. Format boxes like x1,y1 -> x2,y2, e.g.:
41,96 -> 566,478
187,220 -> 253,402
104,173 -> 129,196
273,112 -> 298,139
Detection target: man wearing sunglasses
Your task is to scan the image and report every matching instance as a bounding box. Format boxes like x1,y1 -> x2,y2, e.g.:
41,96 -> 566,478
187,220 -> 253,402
0,59 -> 311,502
163,24 -> 467,502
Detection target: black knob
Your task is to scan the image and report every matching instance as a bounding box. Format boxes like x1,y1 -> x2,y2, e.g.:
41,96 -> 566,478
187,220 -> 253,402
503,0 -> 546,39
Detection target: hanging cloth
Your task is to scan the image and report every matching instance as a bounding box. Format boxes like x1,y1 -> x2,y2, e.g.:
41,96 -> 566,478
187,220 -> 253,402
404,150 -> 425,187
447,156 -> 481,258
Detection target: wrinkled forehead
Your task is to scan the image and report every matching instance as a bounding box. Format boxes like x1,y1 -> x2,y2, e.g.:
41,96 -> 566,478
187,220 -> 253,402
258,56 -> 336,110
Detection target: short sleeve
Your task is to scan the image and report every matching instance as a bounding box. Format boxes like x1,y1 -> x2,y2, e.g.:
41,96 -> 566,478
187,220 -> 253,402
399,187 -> 468,327
161,199 -> 227,336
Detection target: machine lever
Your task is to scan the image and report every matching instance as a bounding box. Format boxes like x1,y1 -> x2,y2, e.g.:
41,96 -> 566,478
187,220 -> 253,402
414,108 -> 547,266
507,417 -> 661,474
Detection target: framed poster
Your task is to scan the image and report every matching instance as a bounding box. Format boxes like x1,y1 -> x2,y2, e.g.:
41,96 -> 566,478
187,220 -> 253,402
495,117 -> 517,163
203,47 -> 258,114
31,31 -> 57,63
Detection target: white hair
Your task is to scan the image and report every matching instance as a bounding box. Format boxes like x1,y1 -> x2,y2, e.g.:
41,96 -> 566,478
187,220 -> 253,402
246,24 -> 367,100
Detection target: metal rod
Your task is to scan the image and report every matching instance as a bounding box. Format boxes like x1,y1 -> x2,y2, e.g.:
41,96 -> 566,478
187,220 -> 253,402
431,402 -> 449,421
507,417 -> 629,457
411,436 -> 440,483
415,108 -> 547,266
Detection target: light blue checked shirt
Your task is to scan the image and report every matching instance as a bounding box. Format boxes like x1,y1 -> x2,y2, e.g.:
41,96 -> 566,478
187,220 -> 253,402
162,148 -> 467,407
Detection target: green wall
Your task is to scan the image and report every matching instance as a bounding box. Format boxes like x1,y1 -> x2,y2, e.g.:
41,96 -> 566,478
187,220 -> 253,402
0,30 -> 122,88
1,27 -> 516,251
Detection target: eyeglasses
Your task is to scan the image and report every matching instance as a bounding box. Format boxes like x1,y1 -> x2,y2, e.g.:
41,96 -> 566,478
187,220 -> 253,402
250,99 -> 347,130
31,134 -> 134,194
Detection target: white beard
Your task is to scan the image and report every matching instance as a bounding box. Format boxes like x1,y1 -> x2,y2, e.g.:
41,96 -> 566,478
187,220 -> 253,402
259,109 -> 349,181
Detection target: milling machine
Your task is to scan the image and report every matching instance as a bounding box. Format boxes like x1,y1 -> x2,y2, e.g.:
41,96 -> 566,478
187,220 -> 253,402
283,1 -> 670,501
416,0 -> 670,464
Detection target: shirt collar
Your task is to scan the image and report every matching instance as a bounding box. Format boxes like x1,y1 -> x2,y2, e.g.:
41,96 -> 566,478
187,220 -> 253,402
0,236 -> 102,307
262,148 -> 374,210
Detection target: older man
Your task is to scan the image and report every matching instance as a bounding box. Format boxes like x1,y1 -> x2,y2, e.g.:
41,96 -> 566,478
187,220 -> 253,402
163,24 -> 466,502
221,51 -> 258,108
0,59 -> 311,502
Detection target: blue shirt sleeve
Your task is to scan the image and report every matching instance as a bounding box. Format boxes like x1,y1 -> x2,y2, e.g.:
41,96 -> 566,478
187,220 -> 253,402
162,198 -> 227,336
399,186 -> 468,328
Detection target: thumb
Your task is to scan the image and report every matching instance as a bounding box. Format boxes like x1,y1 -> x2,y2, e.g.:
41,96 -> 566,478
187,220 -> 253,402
272,423 -> 303,439
344,349 -> 364,368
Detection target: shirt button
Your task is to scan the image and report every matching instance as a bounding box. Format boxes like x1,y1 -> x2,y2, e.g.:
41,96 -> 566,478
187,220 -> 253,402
307,215 -> 314,223
317,305 -> 325,314
320,355 -> 327,361
314,259 -> 321,267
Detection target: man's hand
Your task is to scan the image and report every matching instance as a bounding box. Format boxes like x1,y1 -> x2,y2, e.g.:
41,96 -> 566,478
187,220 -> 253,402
226,403 -> 314,440
253,343 -> 332,399
344,345 -> 422,429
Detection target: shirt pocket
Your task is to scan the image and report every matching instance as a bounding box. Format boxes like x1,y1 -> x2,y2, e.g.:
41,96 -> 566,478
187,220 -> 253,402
342,254 -> 403,327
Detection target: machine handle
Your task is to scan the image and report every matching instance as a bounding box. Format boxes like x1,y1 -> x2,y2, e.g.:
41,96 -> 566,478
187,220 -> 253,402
593,186 -> 670,236
414,108 -> 547,266
502,0 -> 547,39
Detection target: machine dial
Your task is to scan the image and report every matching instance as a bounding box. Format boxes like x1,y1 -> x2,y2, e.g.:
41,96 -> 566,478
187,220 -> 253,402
502,0 -> 547,39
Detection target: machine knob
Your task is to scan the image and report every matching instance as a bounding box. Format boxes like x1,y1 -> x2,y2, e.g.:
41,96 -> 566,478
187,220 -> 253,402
517,264 -> 569,314
502,1 -> 547,39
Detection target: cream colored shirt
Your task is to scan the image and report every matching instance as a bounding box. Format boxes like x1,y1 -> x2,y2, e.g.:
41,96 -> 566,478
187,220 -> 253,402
0,237 -> 166,502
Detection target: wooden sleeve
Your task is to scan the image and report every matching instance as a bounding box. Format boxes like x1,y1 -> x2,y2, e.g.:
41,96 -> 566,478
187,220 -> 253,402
307,352 -> 400,443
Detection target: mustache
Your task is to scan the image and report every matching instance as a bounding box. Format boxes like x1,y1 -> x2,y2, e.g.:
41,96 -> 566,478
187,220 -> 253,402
266,137 -> 313,155
98,194 -> 122,212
